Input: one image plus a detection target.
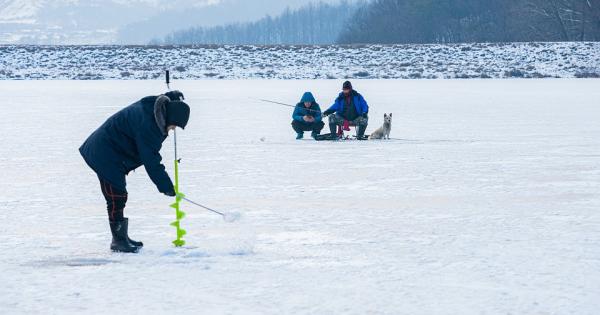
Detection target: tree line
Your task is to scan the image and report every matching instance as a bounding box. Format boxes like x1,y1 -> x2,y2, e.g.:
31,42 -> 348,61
338,0 -> 600,43
158,0 -> 600,45
159,1 -> 360,45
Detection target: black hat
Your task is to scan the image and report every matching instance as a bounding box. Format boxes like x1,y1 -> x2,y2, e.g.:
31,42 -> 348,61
166,101 -> 191,129
343,81 -> 353,90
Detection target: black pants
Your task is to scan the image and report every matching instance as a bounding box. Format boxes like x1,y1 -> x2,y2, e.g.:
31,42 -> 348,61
291,120 -> 325,134
99,177 -> 128,222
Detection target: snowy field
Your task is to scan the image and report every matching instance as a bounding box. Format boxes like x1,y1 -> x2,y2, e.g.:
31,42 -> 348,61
0,79 -> 599,314
1,42 -> 600,80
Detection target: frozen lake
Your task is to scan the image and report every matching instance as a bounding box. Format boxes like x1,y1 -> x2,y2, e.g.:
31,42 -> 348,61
0,79 -> 599,314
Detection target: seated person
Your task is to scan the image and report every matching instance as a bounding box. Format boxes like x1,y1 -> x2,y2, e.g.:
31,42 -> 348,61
323,81 -> 369,139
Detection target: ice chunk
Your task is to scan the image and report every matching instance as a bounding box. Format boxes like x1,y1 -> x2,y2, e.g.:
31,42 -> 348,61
223,211 -> 241,223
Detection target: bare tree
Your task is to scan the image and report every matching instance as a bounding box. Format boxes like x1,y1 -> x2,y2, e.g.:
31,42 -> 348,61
522,0 -> 600,41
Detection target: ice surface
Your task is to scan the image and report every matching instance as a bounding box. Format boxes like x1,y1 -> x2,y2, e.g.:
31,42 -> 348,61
0,80 -> 599,314
223,211 -> 241,223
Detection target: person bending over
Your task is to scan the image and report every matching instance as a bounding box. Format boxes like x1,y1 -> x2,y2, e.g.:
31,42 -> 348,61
79,91 -> 190,253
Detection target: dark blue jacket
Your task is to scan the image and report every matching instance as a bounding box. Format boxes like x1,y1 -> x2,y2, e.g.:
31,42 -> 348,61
79,96 -> 174,193
292,92 -> 322,122
327,91 -> 369,116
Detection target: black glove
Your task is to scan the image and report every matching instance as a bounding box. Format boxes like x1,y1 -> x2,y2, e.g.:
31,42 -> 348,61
323,109 -> 334,117
165,90 -> 185,101
164,189 -> 176,197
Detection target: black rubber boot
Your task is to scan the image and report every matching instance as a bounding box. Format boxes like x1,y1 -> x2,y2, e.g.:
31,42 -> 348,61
357,125 -> 368,140
124,218 -> 143,248
329,123 -> 337,135
109,220 -> 139,253
311,131 -> 319,139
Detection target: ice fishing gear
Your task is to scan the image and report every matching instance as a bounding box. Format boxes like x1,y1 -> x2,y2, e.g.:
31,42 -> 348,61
165,70 -> 171,90
182,197 -> 241,223
166,69 -> 187,247
254,98 -> 322,114
170,130 -> 187,247
314,133 -> 369,141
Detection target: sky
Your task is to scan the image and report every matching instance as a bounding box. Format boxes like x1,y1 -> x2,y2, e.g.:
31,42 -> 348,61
0,0 -> 342,44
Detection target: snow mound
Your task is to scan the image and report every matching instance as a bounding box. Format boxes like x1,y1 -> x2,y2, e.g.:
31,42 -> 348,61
1,42 -> 599,79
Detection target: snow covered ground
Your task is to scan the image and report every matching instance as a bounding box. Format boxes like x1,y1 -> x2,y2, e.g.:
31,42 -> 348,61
1,42 -> 600,80
0,79 -> 599,314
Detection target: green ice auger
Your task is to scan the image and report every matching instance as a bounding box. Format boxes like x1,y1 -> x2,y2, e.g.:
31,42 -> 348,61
170,128 -> 186,247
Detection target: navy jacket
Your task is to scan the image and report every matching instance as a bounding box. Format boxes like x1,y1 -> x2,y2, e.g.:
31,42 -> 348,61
79,96 -> 174,193
327,91 -> 369,117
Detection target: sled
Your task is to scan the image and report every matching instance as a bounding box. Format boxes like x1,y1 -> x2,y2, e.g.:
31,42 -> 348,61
314,133 -> 369,141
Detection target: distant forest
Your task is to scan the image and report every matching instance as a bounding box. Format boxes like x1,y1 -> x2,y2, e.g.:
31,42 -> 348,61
158,0 -> 600,45
158,1 -> 360,45
339,0 -> 600,43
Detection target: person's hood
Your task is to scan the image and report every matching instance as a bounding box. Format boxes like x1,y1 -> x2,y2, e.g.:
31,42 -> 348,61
154,95 -> 170,136
300,92 -> 316,103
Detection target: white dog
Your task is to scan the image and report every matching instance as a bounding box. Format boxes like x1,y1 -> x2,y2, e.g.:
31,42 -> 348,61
369,113 -> 392,140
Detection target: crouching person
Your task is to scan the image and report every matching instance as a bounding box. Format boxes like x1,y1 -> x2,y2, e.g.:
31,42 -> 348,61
291,92 -> 324,140
323,81 -> 369,140
79,91 -> 190,253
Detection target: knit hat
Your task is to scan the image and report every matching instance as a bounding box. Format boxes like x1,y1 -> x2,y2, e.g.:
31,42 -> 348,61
166,101 -> 191,129
343,81 -> 353,90
300,92 -> 316,103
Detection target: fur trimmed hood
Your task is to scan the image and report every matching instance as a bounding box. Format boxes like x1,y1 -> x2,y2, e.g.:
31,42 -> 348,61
154,95 -> 170,136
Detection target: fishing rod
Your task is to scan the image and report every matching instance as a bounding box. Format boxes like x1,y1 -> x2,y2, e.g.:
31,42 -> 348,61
253,98 -> 323,114
181,197 -> 240,223
183,197 -> 224,216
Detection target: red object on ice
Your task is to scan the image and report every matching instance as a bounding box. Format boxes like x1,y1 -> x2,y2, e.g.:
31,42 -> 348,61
343,120 -> 351,131
337,120 -> 352,136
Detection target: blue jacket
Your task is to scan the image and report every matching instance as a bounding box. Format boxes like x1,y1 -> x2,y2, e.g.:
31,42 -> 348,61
292,92 -> 322,122
79,95 -> 174,193
326,91 -> 369,116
